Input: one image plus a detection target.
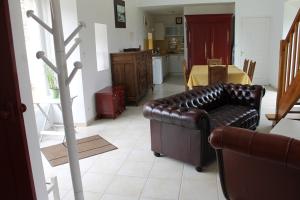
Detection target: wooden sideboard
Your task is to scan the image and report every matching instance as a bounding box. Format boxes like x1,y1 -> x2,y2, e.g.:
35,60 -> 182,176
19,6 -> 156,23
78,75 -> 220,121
110,50 -> 153,105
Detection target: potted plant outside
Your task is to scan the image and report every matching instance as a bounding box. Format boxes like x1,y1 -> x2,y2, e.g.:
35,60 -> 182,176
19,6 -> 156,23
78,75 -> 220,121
45,66 -> 60,98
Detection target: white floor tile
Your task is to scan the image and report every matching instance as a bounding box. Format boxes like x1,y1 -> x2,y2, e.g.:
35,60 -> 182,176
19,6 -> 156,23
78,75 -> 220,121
100,194 -> 138,200
105,175 -> 146,199
82,172 -> 114,193
182,162 -> 217,181
149,157 -> 183,180
217,174 -> 227,200
179,178 -> 218,200
88,150 -> 129,175
141,178 -> 181,200
127,149 -> 156,163
63,191 -> 101,200
117,160 -> 153,178
140,198 -> 166,200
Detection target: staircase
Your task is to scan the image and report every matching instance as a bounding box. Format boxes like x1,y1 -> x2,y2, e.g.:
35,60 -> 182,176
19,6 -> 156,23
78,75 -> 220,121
266,9 -> 300,124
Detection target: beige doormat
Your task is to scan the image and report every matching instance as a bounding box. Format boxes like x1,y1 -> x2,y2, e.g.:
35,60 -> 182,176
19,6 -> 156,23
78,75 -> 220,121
41,135 -> 117,167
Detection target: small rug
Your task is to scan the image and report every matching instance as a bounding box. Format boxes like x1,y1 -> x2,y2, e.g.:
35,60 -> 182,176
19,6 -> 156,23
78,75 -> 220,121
41,135 -> 117,167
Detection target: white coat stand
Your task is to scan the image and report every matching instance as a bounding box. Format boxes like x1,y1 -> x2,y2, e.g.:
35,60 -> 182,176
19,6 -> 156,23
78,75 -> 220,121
27,0 -> 85,199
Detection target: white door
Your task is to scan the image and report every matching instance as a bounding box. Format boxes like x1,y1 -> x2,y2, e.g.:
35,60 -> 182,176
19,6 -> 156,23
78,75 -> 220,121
240,17 -> 271,85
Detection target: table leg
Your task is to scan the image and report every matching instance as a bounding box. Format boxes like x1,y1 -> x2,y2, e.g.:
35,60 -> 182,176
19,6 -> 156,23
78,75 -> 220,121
35,103 -> 52,142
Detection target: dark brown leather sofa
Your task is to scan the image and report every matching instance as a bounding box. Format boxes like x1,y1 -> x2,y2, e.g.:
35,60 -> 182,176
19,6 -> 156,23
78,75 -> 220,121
210,126 -> 300,200
143,83 -> 265,171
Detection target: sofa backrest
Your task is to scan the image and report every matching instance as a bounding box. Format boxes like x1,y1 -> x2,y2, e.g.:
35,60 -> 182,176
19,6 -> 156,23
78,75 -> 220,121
155,83 -> 228,112
223,84 -> 265,113
152,83 -> 265,114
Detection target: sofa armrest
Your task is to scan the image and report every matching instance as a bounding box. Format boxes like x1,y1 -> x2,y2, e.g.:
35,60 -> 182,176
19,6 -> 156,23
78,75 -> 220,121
143,101 -> 209,130
209,126 -> 300,170
223,84 -> 265,113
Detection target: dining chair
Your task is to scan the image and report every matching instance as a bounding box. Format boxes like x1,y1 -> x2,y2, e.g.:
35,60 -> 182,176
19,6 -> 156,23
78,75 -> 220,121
208,65 -> 228,85
243,59 -> 249,73
182,60 -> 190,90
207,58 -> 222,65
248,60 -> 256,82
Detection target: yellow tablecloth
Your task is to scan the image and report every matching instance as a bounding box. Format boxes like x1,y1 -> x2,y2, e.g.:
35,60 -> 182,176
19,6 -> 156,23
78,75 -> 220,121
187,65 -> 251,89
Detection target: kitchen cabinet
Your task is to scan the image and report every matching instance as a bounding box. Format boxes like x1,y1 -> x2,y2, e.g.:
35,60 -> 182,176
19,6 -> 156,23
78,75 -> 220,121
186,14 -> 233,69
168,54 -> 184,75
154,23 -> 165,40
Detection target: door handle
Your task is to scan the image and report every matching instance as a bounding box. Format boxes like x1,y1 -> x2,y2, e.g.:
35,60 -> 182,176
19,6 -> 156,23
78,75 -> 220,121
0,103 -> 27,120
20,103 -> 27,113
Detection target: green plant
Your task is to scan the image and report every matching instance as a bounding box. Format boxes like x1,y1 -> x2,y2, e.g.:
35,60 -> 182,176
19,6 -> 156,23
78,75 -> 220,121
45,66 -> 58,90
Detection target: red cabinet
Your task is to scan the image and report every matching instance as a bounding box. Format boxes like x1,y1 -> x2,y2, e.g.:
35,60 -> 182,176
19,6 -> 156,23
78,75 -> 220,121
186,14 -> 233,69
95,86 -> 125,119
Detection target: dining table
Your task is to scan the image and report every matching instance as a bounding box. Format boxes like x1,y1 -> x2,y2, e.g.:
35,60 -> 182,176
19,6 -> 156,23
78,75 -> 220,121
187,65 -> 252,89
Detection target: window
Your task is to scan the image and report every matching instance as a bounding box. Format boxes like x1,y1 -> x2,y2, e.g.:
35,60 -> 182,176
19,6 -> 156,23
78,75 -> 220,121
95,23 -> 109,71
21,0 -> 49,99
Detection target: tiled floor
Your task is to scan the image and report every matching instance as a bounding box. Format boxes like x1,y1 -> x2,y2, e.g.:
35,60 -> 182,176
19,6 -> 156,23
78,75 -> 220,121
42,75 -> 277,200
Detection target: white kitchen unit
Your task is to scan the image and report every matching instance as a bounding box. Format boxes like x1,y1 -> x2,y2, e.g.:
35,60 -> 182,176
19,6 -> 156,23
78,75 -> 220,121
152,56 -> 167,84
168,54 -> 184,75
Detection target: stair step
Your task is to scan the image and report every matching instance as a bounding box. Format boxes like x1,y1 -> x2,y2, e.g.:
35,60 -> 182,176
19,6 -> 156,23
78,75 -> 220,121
286,113 -> 300,117
289,118 -> 300,121
288,111 -> 300,114
266,114 -> 277,121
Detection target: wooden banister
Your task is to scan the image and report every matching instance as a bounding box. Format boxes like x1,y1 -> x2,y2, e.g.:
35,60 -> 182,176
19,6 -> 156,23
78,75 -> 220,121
269,8 -> 300,123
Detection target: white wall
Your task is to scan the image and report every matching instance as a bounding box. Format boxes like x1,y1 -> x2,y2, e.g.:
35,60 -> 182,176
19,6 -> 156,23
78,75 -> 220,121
283,1 -> 299,38
76,0 -> 146,122
234,0 -> 284,87
138,0 -> 234,7
152,14 -> 183,26
8,0 -> 48,199
184,3 -> 235,15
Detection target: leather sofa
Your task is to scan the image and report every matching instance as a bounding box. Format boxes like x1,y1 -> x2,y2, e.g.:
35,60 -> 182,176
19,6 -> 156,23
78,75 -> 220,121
143,83 -> 265,171
209,126 -> 300,200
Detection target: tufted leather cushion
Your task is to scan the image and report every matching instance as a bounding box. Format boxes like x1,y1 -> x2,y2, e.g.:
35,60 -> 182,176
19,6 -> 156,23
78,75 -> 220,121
223,84 -> 265,113
209,105 -> 259,130
143,83 -> 265,130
